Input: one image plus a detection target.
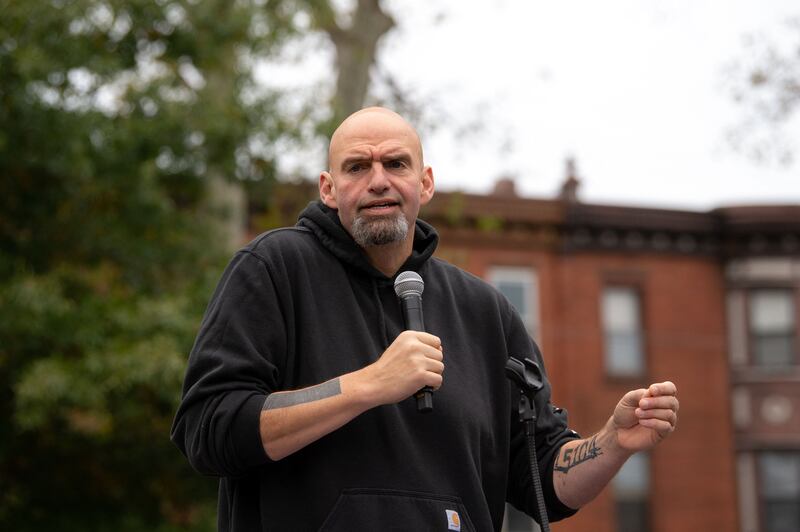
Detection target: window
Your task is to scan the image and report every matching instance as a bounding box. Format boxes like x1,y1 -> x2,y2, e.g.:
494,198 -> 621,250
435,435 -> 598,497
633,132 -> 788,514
602,286 -> 645,377
759,452 -> 800,532
749,289 -> 796,368
487,267 -> 539,339
613,452 -> 650,532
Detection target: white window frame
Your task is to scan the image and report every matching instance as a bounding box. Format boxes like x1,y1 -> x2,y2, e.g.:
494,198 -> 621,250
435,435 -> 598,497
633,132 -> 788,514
601,285 -> 646,377
486,266 -> 540,341
748,288 -> 797,368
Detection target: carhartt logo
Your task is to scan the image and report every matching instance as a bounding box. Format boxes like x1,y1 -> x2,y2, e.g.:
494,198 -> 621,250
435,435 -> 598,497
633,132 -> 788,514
445,509 -> 461,531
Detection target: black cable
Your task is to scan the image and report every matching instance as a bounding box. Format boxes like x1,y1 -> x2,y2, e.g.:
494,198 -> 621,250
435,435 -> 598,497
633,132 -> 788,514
525,420 -> 551,532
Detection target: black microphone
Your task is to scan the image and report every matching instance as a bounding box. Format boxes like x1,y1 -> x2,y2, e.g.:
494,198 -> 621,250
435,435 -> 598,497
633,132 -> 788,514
394,271 -> 433,413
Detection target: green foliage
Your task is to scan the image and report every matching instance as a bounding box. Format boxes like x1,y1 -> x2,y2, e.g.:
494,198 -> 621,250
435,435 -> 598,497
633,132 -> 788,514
0,0 -> 309,529
0,272 -> 218,531
476,215 -> 503,233
443,191 -> 466,226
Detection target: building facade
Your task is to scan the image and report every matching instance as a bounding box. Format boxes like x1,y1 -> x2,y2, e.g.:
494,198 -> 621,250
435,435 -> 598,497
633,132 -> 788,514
720,207 -> 800,532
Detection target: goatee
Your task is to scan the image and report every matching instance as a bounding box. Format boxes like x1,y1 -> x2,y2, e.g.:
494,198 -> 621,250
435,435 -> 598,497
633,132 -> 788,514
351,213 -> 409,247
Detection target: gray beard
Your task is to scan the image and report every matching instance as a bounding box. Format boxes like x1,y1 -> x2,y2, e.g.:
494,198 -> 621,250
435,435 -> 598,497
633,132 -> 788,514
351,213 -> 409,247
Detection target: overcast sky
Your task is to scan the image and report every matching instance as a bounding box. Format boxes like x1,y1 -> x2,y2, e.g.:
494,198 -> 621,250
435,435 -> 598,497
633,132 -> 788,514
372,0 -> 800,210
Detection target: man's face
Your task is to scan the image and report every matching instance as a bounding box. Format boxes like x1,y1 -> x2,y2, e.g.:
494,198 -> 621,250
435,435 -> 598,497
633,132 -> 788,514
319,109 -> 434,248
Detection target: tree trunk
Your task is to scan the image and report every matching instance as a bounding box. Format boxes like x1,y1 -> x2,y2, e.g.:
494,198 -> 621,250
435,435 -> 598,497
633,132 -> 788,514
311,0 -> 395,132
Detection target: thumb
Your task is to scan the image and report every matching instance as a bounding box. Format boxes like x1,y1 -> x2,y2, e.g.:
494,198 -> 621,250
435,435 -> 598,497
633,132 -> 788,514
614,388 -> 648,430
620,388 -> 647,409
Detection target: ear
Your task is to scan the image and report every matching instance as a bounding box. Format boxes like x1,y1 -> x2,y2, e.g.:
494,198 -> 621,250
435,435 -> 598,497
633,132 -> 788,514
319,171 -> 338,209
419,166 -> 435,206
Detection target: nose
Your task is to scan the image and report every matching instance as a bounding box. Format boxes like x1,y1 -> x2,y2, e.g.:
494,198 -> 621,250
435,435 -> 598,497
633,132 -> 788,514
367,161 -> 390,194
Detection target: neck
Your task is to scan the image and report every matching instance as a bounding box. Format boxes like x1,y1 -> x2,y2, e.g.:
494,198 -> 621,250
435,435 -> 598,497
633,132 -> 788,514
363,238 -> 413,277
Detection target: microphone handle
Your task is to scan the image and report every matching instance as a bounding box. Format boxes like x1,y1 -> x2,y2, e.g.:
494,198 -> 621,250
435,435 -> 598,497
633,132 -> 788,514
400,295 -> 433,413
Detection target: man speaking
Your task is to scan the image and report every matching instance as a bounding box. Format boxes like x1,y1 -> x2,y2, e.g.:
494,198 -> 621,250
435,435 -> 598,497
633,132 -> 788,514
171,107 -> 679,531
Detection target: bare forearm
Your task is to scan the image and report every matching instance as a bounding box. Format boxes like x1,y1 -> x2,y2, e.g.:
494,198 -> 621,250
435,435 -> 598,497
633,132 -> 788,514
553,418 -> 632,509
260,372 -> 374,460
554,381 -> 680,509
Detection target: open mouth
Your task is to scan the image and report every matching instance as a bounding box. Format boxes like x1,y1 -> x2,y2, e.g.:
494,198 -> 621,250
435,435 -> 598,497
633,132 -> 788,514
360,200 -> 399,212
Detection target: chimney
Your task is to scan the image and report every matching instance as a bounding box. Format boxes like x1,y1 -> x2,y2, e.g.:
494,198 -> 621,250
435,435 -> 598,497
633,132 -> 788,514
492,176 -> 518,198
559,157 -> 580,203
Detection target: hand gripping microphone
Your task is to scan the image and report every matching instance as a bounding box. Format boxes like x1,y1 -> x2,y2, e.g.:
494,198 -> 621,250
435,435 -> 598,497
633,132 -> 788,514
393,271 -> 433,413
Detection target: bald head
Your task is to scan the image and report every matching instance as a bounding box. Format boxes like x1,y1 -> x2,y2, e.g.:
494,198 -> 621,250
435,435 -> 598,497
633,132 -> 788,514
328,107 -> 424,171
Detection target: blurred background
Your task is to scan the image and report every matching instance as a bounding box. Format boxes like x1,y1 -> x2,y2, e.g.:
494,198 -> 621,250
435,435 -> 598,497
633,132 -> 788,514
1,1 -> 798,531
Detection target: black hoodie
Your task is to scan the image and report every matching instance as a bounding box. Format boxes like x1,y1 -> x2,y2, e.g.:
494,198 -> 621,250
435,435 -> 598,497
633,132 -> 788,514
171,201 -> 578,531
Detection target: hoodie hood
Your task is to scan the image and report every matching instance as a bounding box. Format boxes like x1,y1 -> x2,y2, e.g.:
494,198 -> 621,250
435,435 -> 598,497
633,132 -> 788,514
296,201 -> 438,279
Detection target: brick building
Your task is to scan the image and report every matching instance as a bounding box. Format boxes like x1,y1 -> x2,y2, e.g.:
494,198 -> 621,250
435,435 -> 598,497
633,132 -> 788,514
249,176 -> 800,532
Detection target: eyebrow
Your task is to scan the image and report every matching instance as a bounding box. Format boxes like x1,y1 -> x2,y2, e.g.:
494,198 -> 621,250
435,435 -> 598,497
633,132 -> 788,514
340,154 -> 370,171
384,152 -> 413,165
339,151 -> 413,171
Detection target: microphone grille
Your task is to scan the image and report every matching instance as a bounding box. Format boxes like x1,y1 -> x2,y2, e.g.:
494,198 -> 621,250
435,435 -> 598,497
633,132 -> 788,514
394,271 -> 424,298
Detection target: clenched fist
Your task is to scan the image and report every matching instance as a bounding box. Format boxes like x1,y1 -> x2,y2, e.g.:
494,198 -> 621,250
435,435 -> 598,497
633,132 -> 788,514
357,330 -> 444,407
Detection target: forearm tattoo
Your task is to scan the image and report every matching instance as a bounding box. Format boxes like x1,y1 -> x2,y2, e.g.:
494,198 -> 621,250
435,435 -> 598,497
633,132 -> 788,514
553,435 -> 603,474
262,378 -> 342,410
